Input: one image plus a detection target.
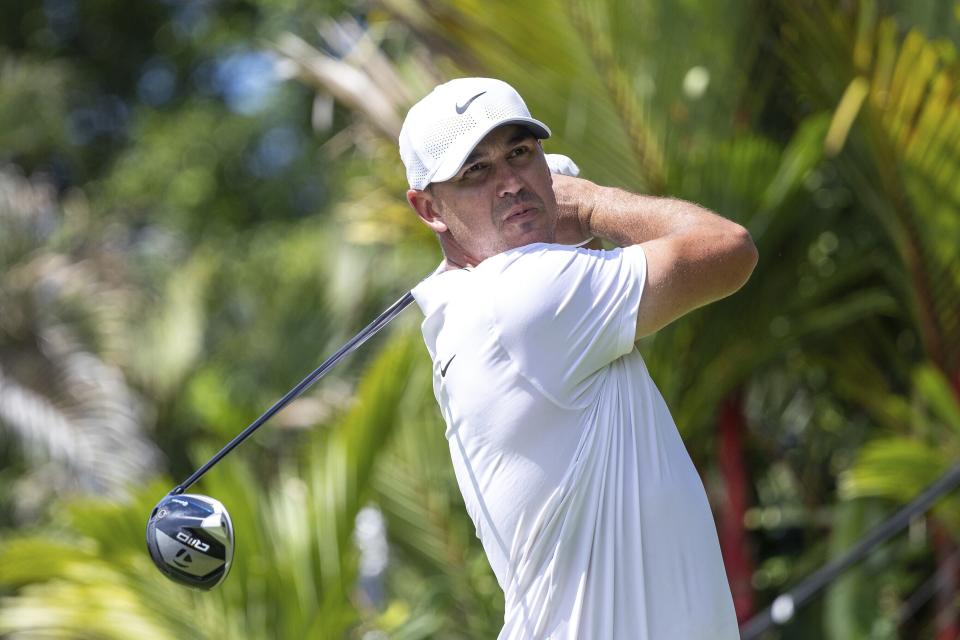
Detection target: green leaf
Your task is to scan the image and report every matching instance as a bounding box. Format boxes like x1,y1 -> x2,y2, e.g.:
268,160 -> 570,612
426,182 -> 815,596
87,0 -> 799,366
824,499 -> 898,640
841,437 -> 948,504
913,364 -> 960,436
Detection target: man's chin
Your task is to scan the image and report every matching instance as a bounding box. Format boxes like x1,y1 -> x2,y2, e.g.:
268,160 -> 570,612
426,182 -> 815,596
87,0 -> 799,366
502,220 -> 556,248
501,233 -> 554,253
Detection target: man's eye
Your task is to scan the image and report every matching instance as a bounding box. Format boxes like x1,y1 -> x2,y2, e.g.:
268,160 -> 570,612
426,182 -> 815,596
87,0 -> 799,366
463,163 -> 487,178
510,146 -> 529,158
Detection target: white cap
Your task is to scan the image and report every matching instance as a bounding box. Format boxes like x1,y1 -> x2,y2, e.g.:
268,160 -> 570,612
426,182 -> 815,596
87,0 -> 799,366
399,78 -> 551,190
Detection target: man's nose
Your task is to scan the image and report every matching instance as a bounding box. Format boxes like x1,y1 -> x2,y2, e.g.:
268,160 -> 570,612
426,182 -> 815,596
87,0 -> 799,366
495,162 -> 524,198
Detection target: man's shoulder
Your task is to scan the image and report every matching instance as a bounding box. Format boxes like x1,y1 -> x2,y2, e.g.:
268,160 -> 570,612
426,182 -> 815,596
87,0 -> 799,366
414,243 -> 637,319
478,244 -> 594,324
481,242 -> 583,276
481,242 -> 637,287
411,266 -> 473,317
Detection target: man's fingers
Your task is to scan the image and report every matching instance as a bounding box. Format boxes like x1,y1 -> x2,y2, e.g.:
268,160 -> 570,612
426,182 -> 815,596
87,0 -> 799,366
545,153 -> 580,177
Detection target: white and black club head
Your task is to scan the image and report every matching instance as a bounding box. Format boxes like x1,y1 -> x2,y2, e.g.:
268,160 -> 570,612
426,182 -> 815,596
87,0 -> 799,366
145,494 -> 234,590
143,293 -> 415,590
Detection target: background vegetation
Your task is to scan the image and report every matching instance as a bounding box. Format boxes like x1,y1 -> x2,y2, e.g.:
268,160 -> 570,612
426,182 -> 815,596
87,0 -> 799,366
1,0 -> 959,637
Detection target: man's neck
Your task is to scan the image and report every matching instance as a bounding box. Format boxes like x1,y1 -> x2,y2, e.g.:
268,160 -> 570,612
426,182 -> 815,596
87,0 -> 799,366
443,256 -> 475,271
439,235 -> 484,271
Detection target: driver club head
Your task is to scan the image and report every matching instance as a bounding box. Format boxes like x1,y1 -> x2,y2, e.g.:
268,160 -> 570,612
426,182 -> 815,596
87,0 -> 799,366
145,493 -> 234,590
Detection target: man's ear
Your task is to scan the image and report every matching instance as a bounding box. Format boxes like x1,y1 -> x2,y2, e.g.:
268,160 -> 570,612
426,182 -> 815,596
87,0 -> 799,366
407,189 -> 448,234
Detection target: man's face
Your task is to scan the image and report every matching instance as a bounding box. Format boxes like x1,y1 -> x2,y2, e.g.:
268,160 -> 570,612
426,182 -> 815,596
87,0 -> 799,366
411,125 -> 559,262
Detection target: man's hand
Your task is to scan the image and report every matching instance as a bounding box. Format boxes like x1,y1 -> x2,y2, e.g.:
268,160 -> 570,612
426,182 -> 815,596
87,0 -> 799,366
545,154 -> 599,246
552,174 -> 599,246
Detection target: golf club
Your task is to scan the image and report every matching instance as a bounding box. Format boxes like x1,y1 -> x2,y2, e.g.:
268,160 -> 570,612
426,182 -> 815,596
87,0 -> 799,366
146,290 -> 415,590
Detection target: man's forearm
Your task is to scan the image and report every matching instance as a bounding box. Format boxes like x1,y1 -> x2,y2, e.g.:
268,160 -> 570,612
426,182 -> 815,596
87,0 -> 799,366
553,174 -> 758,337
556,176 -> 733,247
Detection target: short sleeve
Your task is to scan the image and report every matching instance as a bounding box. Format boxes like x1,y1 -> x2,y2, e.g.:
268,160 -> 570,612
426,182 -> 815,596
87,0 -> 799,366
490,244 -> 647,407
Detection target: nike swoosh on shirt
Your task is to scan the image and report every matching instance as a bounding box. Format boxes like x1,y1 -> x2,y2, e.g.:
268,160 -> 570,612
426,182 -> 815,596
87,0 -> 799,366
455,92 -> 486,114
440,354 -> 457,377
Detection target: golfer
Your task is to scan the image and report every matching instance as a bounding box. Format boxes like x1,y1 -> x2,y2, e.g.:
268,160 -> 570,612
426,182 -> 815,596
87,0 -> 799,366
401,78 -> 756,639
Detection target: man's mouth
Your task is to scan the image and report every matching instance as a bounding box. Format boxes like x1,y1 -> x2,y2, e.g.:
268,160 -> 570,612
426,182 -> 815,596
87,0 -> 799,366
504,206 -> 538,222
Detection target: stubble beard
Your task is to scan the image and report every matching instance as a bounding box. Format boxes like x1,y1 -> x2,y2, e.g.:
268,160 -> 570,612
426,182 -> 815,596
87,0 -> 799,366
493,190 -> 556,251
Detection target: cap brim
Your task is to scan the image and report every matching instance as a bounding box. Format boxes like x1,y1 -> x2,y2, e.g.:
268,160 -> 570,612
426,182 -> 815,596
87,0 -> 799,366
428,117 -> 552,186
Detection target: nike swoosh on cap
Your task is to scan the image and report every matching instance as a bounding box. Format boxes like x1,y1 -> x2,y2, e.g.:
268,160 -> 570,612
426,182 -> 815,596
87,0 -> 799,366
455,92 -> 486,114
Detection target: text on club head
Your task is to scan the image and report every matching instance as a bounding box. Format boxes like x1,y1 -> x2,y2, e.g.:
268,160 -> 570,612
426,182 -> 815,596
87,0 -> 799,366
175,531 -> 210,552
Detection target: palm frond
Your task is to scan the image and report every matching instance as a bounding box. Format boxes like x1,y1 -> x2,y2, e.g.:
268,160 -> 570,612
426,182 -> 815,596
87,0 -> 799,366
841,437 -> 960,531
127,254 -> 211,400
644,114 -> 891,438
368,346 -> 503,639
0,169 -> 160,521
779,0 -> 960,373
913,364 -> 960,436
823,499 -> 904,639
0,354 -> 158,508
0,482 -> 230,639
0,325 -> 421,638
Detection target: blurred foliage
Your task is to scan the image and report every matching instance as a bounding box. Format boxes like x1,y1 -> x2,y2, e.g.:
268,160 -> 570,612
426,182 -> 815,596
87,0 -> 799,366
0,165 -> 161,524
1,0 -> 959,638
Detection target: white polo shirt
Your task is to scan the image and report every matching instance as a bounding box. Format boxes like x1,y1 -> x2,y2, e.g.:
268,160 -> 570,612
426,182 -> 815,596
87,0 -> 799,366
411,243 -> 738,640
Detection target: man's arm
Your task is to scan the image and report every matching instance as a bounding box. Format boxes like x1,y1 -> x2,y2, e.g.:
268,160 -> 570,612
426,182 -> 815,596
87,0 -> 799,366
553,175 -> 758,339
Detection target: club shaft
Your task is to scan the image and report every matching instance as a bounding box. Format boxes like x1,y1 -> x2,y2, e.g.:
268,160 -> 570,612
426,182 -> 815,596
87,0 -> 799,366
740,463 -> 960,639
170,291 -> 416,495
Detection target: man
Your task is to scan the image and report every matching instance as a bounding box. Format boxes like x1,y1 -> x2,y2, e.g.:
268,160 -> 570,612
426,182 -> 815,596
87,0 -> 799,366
400,77 -> 757,639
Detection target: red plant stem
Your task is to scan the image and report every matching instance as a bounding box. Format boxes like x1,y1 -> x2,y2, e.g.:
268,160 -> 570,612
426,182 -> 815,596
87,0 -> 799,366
938,370 -> 960,640
718,391 -> 755,623
934,524 -> 959,640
